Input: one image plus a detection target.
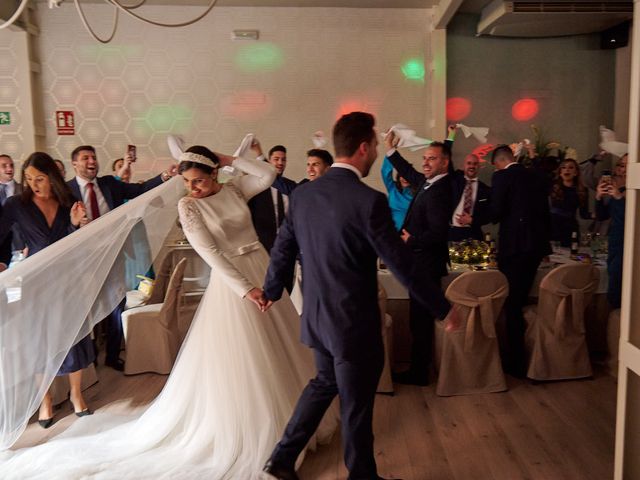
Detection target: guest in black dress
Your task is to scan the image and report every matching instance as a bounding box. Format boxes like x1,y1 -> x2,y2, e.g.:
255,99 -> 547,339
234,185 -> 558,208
549,159 -> 591,247
0,152 -> 95,428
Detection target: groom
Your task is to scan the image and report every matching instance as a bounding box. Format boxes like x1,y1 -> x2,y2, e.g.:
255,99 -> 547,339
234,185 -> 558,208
261,112 -> 454,480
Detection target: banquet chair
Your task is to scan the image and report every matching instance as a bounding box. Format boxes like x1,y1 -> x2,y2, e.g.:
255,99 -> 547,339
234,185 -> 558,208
524,263 -> 599,381
124,253 -> 172,309
434,270 -> 509,396
122,258 -> 187,375
377,285 -> 394,395
606,308 -> 621,377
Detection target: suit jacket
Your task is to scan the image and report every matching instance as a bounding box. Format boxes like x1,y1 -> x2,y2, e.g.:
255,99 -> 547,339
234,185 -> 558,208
67,174 -> 163,211
490,163 -> 551,258
449,170 -> 491,240
248,175 -> 296,253
1,182 -> 25,263
263,167 -> 450,360
387,150 -> 453,278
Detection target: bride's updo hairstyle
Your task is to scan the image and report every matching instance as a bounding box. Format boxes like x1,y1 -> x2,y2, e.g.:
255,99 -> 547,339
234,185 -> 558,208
178,145 -> 220,175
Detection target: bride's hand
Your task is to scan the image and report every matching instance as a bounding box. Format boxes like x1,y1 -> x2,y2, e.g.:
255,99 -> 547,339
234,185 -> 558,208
245,288 -> 268,311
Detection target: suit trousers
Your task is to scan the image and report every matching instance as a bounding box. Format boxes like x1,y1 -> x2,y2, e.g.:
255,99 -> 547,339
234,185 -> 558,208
105,298 -> 126,364
408,267 -> 443,378
271,344 -> 384,480
498,253 -> 543,376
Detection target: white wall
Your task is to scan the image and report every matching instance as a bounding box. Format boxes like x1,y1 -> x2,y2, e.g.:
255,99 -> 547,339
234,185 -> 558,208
20,4 -> 434,188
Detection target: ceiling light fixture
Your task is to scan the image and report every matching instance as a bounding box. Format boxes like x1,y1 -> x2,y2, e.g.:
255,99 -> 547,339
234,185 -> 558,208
1,0 -> 219,44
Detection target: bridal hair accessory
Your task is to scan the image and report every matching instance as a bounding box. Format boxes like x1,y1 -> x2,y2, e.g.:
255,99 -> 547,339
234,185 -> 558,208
179,152 -> 217,169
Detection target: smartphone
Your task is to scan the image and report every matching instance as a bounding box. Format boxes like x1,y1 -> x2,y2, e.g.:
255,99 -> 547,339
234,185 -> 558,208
127,144 -> 137,162
601,169 -> 612,185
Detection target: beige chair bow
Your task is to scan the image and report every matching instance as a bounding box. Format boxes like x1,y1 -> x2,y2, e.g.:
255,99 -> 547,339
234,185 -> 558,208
525,263 -> 599,381
122,258 -> 187,375
435,271 -> 509,396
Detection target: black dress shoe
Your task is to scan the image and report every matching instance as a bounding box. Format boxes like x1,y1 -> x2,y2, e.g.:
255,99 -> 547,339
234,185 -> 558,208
262,460 -> 299,480
392,370 -> 429,386
38,417 -> 54,429
105,359 -> 125,372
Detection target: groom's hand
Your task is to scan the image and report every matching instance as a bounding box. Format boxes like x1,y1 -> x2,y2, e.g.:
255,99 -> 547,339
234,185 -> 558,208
261,300 -> 274,312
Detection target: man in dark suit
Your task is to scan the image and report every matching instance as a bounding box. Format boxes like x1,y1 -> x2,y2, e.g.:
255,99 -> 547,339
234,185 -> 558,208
248,144 -> 297,254
0,154 -> 25,266
68,145 -> 175,371
449,153 -> 491,241
385,137 -> 454,386
261,113 -> 453,480
490,145 -> 551,377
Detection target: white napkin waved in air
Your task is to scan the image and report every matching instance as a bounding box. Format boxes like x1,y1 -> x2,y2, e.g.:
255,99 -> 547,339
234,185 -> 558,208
167,135 -> 185,161
381,123 -> 433,151
312,131 -> 328,148
456,123 -> 489,144
233,133 -> 256,159
599,125 -> 628,158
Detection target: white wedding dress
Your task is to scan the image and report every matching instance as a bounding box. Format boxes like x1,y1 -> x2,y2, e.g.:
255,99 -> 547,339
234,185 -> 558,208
0,158 -> 336,479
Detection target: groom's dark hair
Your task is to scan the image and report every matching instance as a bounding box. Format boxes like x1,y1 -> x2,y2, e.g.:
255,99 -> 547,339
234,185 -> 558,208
333,112 -> 375,158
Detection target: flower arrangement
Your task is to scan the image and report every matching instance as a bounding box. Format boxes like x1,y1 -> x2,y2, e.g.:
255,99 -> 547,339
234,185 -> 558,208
449,239 -> 491,266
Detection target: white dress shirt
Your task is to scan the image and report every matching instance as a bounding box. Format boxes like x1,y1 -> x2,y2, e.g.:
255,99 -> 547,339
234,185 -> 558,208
331,162 -> 363,180
0,179 -> 17,200
75,176 -> 110,220
451,177 -> 479,227
270,186 -> 289,231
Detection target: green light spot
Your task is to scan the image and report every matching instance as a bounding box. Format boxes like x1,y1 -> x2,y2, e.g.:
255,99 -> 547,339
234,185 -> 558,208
235,43 -> 284,73
144,105 -> 193,132
401,59 -> 425,82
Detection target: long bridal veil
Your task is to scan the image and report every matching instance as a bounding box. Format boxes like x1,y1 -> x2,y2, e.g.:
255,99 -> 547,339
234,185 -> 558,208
0,177 -> 185,449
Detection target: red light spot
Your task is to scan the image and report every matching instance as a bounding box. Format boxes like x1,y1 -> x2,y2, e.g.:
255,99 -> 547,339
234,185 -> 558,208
336,98 -> 378,120
220,90 -> 272,120
446,97 -> 472,122
512,98 -> 539,122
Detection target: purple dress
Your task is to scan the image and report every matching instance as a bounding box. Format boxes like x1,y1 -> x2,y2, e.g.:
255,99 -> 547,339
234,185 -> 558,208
0,195 -> 95,375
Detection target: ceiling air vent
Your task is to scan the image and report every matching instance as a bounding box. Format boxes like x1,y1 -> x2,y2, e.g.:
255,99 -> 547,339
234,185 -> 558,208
478,0 -> 633,37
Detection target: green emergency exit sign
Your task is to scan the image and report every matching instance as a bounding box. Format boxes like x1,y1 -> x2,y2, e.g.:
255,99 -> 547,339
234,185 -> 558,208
0,112 -> 10,125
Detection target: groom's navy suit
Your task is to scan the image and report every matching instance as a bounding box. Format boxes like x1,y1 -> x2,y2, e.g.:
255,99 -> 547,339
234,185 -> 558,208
264,165 -> 450,479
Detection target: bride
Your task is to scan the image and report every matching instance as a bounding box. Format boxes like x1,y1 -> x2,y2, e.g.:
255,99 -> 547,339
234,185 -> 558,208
0,145 -> 336,479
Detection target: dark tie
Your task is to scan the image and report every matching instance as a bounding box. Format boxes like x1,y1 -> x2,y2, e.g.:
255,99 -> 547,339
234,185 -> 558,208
462,179 -> 474,215
0,184 -> 6,206
276,190 -> 285,228
86,182 -> 100,220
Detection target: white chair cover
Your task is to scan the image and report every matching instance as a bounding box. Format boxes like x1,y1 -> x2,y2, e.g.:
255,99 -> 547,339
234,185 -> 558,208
377,285 -> 394,394
435,270 -> 509,396
524,263 -> 599,381
607,309 -> 621,377
122,258 -> 187,375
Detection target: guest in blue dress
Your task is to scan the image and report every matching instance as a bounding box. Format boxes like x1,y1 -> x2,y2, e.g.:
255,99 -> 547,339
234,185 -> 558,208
549,159 -> 592,247
0,152 -> 95,428
381,156 -> 416,231
595,154 -> 628,308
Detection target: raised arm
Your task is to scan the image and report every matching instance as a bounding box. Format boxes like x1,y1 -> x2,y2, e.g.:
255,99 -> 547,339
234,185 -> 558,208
386,150 -> 425,189
178,198 -> 254,298
232,157 -> 277,200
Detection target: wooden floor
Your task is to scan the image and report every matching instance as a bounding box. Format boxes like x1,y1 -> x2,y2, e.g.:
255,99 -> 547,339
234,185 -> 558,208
14,366 -> 617,480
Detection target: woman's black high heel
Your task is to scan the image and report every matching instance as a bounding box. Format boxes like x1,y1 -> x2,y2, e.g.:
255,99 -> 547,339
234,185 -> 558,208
38,418 -> 54,429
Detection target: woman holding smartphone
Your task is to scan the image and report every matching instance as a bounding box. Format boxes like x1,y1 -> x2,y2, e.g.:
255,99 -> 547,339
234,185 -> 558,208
595,153 -> 628,308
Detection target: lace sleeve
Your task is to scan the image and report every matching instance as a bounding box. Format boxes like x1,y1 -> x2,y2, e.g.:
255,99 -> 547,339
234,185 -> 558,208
177,197 -> 254,298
